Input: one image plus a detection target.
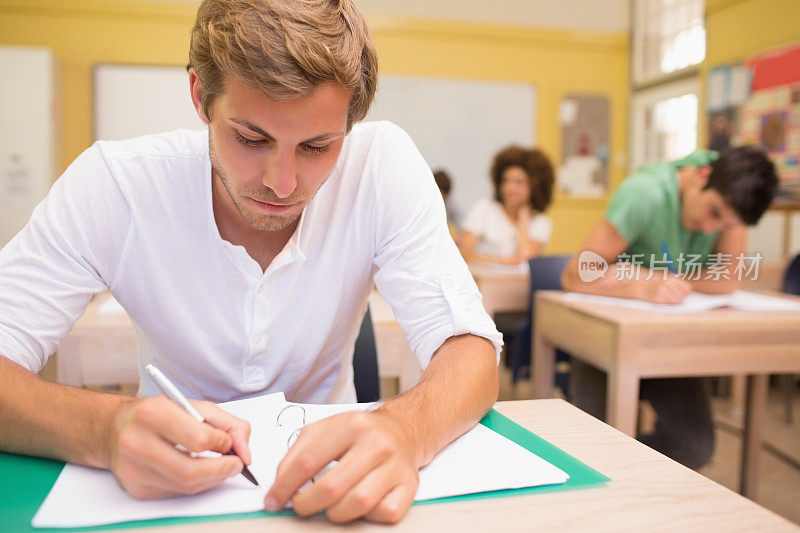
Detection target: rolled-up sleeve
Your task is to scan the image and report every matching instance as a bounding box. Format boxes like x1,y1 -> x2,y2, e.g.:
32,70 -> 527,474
0,145 -> 130,372
370,124 -> 502,369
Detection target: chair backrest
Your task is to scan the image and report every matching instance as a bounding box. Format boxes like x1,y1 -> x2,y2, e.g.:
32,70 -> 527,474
527,255 -> 572,308
353,306 -> 380,403
783,254 -> 800,296
508,255 -> 573,383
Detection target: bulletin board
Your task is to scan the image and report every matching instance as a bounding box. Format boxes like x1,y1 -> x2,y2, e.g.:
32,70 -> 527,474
707,42 -> 800,194
557,94 -> 610,197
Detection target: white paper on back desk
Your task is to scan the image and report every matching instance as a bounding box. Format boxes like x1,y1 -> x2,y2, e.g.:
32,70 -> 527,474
563,290 -> 800,314
32,392 -> 568,528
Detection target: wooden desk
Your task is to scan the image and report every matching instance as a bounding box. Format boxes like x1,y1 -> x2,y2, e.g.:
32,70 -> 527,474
56,294 -> 138,387
56,292 -> 422,394
532,290 -> 800,499
108,399 -> 796,532
468,263 -> 529,316
367,291 -> 422,393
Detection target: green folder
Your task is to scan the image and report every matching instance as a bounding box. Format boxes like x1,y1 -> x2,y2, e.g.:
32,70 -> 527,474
0,409 -> 609,532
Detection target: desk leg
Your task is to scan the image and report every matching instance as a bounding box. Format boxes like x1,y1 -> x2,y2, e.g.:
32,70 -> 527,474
532,330 -> 554,399
398,354 -> 422,394
729,374 -> 746,421
740,374 -> 767,498
56,336 -> 83,387
606,366 -> 639,437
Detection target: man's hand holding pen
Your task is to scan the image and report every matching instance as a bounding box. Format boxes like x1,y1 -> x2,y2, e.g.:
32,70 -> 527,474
104,396 -> 252,499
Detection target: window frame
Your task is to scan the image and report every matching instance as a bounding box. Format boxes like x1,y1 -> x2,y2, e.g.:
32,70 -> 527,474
629,77 -> 700,172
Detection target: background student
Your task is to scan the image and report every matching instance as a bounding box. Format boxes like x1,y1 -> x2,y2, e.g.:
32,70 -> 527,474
433,169 -> 463,242
561,146 -> 778,469
460,145 -> 555,266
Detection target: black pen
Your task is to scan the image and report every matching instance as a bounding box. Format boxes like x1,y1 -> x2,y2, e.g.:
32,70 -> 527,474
144,364 -> 259,486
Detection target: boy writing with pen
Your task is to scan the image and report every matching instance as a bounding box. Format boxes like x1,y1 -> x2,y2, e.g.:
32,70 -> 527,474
0,0 -> 502,524
561,146 -> 778,469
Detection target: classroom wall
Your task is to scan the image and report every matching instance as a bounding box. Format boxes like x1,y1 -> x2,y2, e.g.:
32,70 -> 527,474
0,0 -> 628,254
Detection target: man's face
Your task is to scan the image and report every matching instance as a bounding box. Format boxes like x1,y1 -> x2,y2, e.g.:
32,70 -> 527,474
681,170 -> 742,234
195,75 -> 350,231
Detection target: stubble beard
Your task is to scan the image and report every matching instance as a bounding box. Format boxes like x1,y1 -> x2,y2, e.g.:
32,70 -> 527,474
209,131 -> 305,232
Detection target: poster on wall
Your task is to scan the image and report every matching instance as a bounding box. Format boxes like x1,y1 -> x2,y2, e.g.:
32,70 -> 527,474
557,94 -> 610,197
706,64 -> 753,151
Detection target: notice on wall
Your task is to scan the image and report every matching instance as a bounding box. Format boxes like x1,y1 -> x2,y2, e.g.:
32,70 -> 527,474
1,153 -> 32,205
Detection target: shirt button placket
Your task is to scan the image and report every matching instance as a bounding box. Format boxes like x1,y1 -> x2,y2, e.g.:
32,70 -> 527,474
252,278 -> 267,350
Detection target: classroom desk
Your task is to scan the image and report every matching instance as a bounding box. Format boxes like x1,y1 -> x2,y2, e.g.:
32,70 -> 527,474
55,295 -> 139,388
468,262 -> 529,316
366,291 -> 422,392
56,291 -> 423,394
468,259 -> 789,323
68,399 -> 796,532
531,290 -> 800,499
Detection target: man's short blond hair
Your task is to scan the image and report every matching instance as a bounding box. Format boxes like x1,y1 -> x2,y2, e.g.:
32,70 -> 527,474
188,0 -> 378,129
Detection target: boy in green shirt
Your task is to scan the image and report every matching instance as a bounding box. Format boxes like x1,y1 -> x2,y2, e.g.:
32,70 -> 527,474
561,146 -> 778,469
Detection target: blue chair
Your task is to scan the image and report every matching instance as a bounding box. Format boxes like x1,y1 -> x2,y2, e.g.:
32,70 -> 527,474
353,306 -> 380,403
781,254 -> 800,423
510,255 -> 572,388
782,253 -> 800,294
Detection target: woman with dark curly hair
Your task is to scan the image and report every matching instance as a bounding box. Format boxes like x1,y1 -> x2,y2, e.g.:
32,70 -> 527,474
460,145 -> 555,265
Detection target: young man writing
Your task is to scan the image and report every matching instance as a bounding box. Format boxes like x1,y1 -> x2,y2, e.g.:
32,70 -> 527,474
561,147 -> 778,468
0,0 -> 501,524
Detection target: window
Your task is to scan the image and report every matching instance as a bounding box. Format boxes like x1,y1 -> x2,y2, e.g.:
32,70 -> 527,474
629,0 -> 705,172
632,0 -> 705,85
631,78 -> 699,170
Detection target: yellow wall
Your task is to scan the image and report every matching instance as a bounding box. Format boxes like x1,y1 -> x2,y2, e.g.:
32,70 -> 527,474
700,0 -> 800,145
0,0 -> 628,253
706,0 -> 800,65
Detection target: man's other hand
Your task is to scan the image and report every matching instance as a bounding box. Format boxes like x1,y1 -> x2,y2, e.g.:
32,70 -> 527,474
264,410 -> 419,524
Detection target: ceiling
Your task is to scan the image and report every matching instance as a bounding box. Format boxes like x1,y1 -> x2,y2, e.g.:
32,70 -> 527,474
131,0 -> 631,33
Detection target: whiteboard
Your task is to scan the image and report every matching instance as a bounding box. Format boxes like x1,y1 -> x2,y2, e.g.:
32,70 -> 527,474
93,66 -> 536,212
365,75 -> 535,215
94,64 -> 204,141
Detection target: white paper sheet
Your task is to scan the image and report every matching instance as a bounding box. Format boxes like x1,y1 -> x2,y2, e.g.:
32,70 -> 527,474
32,394 -> 568,528
96,297 -> 125,315
562,290 -> 800,314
